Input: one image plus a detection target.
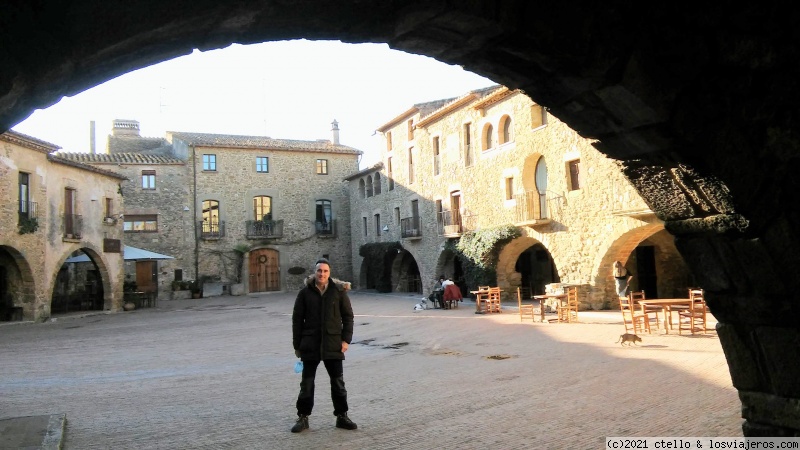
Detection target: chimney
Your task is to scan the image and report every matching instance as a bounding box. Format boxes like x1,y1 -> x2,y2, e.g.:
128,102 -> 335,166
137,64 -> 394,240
331,119 -> 340,145
89,120 -> 96,154
112,119 -> 141,137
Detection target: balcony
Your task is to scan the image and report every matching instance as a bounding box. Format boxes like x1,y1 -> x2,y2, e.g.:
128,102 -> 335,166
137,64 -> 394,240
199,220 -> 225,239
63,214 -> 83,239
246,219 -> 284,239
18,200 -> 37,221
437,210 -> 478,237
515,191 -> 558,226
401,217 -> 422,239
610,179 -> 654,218
315,219 -> 336,237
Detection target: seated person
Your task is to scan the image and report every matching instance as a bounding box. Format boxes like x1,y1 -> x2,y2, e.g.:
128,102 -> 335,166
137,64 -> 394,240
441,278 -> 461,309
428,275 -> 446,308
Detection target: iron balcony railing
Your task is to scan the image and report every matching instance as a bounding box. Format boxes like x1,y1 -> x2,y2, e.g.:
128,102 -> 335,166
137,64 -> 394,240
437,210 -> 478,236
516,190 -> 549,222
63,214 -> 83,238
401,217 -> 421,238
246,219 -> 284,239
315,219 -> 336,236
199,220 -> 225,239
18,200 -> 37,220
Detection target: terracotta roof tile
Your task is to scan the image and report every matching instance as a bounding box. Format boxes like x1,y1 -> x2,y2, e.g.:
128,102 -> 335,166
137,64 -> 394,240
53,152 -> 185,165
168,132 -> 362,155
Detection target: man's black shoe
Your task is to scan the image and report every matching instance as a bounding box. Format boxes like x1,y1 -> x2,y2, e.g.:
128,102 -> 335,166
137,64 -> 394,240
291,414 -> 309,433
335,413 -> 358,430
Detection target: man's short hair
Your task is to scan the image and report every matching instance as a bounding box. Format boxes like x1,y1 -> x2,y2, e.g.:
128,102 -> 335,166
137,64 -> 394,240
315,258 -> 330,267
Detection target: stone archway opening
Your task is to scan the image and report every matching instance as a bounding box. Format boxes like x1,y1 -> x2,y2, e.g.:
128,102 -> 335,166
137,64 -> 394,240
391,250 -> 422,294
0,246 -> 35,321
433,246 -> 467,298
514,243 -> 559,296
595,224 -> 691,309
56,248 -> 111,314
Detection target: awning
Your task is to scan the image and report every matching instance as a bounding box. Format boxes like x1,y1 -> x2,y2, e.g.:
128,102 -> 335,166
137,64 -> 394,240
65,245 -> 174,263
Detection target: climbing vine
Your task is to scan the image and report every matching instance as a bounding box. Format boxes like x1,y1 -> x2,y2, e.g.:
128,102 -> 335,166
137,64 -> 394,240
446,224 -> 521,289
359,241 -> 402,292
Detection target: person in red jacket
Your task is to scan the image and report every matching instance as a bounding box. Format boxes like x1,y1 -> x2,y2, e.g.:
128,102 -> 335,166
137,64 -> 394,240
291,258 -> 357,433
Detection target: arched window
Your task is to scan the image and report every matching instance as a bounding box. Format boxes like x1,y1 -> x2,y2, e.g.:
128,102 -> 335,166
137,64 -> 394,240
535,157 -> 549,219
202,199 -> 220,234
373,173 -> 382,195
366,175 -> 374,197
253,195 -> 272,221
483,123 -> 494,151
499,115 -> 513,144
358,179 -> 366,199
315,200 -> 333,235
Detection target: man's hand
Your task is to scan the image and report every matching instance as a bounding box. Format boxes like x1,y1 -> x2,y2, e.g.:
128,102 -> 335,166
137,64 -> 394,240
341,342 -> 349,353
295,349 -> 300,358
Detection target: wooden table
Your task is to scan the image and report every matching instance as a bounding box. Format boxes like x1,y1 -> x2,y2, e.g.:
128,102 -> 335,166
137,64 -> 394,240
637,298 -> 693,334
471,289 -> 502,313
532,293 -> 567,322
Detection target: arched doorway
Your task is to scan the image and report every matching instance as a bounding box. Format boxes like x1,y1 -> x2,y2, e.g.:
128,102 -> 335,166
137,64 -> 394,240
248,248 -> 280,292
392,250 -> 422,294
515,243 -> 559,295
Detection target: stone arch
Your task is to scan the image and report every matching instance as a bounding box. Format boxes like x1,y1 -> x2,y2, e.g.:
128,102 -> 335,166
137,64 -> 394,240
496,232 -> 558,298
390,249 -> 422,294
499,114 -> 513,144
481,122 -> 494,151
3,2 -> 800,435
53,244 -> 117,313
0,245 -> 37,321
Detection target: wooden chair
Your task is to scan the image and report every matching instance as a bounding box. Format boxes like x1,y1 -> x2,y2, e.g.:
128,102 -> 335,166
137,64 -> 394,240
484,287 -> 502,313
630,290 -> 659,331
619,294 -> 648,334
557,287 -> 579,323
678,289 -> 707,334
474,286 -> 491,313
443,284 -> 462,309
519,286 -> 532,300
516,287 -> 535,322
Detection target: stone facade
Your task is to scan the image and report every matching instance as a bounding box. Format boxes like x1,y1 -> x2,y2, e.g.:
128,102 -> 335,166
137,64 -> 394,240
348,87 -> 692,308
0,130 -> 126,321
58,122 -> 360,298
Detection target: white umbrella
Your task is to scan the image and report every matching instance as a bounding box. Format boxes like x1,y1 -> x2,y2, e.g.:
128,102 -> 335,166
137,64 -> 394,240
65,245 -> 174,263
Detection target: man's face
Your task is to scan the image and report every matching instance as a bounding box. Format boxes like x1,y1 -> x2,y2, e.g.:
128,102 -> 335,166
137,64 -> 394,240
315,263 -> 330,286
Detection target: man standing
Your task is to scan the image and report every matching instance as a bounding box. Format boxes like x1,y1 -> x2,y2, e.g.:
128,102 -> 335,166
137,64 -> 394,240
291,258 -> 357,433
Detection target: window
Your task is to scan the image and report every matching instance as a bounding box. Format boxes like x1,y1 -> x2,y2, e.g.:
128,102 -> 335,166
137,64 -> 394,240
435,199 -> 443,229
387,157 -> 394,190
463,122 -> 473,166
375,214 -> 381,236
315,199 -> 333,234
202,200 -> 220,234
124,214 -> 158,232
363,217 -> 368,236
500,115 -> 513,144
253,196 -> 272,221
358,179 -> 366,198
386,131 -> 393,152
174,269 -> 183,281
407,119 -> 414,140
142,170 -> 156,189
567,159 -> 582,191
64,188 -> 76,236
505,176 -> 515,200
18,172 -> 30,219
483,123 -> 494,151
105,198 -> 113,218
202,154 -> 216,171
374,173 -> 382,195
394,207 -> 400,224
256,156 -> 269,173
408,147 -> 415,184
366,176 -> 373,197
432,136 -> 441,176
531,105 -> 547,129
316,159 -> 328,175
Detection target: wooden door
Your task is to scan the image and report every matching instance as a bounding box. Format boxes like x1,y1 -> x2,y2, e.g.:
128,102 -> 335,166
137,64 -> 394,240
136,261 -> 157,293
249,249 -> 280,292
64,189 -> 75,236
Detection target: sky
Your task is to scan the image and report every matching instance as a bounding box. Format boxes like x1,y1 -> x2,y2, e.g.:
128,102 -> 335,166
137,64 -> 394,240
11,40 -> 495,169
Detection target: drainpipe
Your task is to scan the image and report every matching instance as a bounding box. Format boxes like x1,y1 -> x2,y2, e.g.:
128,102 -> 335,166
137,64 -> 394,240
192,146 -> 199,281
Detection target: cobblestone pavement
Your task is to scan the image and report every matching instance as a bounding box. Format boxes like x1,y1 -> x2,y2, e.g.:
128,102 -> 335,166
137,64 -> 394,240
0,291 -> 741,449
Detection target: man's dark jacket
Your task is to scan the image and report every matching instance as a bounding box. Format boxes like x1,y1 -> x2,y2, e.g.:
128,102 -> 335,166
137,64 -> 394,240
292,277 -> 354,361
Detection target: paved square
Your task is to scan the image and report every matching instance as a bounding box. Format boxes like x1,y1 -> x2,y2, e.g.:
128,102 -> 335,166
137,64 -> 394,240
0,291 -> 741,449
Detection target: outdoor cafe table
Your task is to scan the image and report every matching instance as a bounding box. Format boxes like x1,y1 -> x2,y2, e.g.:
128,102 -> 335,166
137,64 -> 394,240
532,293 -> 567,322
637,298 -> 693,334
470,289 -> 502,313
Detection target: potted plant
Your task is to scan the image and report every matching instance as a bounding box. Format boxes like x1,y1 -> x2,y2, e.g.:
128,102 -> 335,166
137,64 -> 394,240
123,280 -> 137,311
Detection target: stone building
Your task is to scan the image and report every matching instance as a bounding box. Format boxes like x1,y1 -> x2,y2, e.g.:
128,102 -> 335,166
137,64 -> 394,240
0,130 -> 126,321
348,86 -> 692,308
58,120 -> 361,298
